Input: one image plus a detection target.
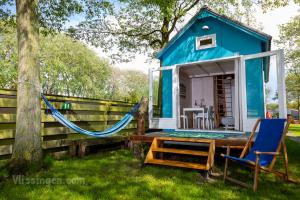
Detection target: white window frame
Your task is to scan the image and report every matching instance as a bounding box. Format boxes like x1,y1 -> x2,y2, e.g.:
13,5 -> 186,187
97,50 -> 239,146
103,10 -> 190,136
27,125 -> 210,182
240,49 -> 286,131
195,34 -> 216,50
148,66 -> 178,129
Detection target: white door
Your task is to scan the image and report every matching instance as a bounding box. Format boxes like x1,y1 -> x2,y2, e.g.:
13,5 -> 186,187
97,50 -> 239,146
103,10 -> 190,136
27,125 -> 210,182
240,50 -> 287,131
148,66 -> 178,129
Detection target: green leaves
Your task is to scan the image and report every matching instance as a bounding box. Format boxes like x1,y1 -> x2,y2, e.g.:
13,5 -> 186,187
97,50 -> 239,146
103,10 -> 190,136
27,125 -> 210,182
0,24 -> 112,98
277,13 -> 300,66
0,22 -> 17,89
39,33 -> 112,98
105,68 -> 148,102
38,0 -> 84,33
276,12 -> 300,104
0,22 -> 149,101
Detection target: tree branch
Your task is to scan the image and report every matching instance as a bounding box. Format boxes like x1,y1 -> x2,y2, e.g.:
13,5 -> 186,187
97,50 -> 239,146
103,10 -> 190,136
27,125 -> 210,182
182,0 -> 200,14
149,39 -> 162,47
168,1 -> 199,35
75,26 -> 161,38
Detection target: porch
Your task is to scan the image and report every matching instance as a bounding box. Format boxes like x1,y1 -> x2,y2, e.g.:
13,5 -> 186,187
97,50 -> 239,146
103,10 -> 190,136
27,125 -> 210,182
129,130 -> 249,148
130,130 -> 249,172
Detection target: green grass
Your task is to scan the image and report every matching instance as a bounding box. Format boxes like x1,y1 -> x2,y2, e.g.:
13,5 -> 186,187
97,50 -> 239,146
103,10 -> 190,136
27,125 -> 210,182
289,124 -> 300,136
0,139 -> 300,200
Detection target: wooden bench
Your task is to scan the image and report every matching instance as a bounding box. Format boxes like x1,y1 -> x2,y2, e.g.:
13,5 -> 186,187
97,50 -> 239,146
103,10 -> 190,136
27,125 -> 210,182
69,136 -> 127,157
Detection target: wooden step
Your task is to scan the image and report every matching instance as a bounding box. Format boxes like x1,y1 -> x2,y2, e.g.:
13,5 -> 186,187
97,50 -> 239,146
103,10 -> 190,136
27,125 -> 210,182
157,137 -> 213,143
145,158 -> 208,170
144,137 -> 215,171
152,147 -> 209,156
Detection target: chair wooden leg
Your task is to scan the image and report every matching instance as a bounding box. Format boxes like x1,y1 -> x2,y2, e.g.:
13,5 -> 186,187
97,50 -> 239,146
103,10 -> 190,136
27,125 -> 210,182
224,147 -> 230,182
224,157 -> 229,182
282,141 -> 289,181
253,155 -> 260,192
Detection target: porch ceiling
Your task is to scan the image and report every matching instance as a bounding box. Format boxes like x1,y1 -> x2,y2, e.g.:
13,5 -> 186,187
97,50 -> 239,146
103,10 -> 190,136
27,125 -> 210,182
179,60 -> 234,77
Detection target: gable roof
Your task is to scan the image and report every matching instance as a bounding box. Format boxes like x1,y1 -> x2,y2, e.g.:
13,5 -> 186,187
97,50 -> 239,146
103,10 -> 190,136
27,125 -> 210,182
156,6 -> 272,59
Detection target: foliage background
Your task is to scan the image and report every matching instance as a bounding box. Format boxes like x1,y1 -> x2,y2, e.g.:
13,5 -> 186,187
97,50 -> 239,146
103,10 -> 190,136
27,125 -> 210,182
0,23 -> 151,102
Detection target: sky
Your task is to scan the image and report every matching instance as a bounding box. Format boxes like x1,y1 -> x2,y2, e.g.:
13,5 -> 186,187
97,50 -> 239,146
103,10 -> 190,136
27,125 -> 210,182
254,2 -> 299,97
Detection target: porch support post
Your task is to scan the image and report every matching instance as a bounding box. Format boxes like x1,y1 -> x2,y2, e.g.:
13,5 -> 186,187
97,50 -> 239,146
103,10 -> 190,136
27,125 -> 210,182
172,65 -> 179,129
276,50 -> 287,118
234,57 -> 240,130
239,56 -> 246,131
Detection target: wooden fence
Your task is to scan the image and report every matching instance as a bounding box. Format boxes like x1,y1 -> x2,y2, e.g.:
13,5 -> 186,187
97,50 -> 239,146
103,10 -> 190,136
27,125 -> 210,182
0,89 -> 156,159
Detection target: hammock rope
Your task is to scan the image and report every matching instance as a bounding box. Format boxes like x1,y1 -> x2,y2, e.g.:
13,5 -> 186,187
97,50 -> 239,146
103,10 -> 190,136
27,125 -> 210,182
41,94 -> 140,137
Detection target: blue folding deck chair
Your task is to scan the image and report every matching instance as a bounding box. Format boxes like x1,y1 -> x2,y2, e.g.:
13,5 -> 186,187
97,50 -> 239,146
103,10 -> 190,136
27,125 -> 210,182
221,119 -> 291,192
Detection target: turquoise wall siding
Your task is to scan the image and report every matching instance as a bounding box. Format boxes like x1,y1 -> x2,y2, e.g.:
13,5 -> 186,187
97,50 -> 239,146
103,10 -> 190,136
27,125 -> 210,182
161,16 -> 265,118
246,58 -> 265,118
162,70 -> 173,117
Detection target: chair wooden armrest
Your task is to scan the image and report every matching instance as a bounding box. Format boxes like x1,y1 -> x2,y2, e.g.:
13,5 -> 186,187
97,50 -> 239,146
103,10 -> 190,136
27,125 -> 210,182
254,151 -> 280,155
221,145 -> 244,157
227,146 -> 245,149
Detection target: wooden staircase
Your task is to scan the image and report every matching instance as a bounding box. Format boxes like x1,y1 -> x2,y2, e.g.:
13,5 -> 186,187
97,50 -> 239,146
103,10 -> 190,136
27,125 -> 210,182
144,137 -> 215,171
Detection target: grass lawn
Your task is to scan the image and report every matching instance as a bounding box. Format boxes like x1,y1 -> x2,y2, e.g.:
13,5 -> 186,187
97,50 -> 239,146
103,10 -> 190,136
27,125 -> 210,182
0,138 -> 299,200
289,124 -> 300,137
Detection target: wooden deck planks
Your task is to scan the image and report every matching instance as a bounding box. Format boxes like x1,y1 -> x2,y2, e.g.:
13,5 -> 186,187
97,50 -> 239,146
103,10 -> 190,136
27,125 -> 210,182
130,134 -> 248,148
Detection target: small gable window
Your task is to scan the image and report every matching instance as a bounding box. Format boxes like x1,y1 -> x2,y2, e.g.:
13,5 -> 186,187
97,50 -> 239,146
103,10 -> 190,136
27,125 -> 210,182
196,34 -> 216,50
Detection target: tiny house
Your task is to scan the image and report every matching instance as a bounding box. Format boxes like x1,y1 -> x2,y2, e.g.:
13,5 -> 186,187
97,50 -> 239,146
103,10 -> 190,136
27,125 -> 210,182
148,7 -> 287,132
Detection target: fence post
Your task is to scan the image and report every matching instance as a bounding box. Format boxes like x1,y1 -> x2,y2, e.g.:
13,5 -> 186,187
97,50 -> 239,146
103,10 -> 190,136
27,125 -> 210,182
104,102 -> 110,129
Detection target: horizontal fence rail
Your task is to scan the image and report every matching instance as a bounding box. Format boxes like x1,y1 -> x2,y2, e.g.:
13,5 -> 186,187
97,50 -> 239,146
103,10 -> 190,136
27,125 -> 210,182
0,89 -> 159,159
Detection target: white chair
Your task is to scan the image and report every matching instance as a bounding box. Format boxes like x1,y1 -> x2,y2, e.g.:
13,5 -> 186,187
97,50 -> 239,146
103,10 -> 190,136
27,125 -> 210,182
204,106 -> 214,130
180,115 -> 189,129
194,109 -> 205,129
221,117 -> 234,130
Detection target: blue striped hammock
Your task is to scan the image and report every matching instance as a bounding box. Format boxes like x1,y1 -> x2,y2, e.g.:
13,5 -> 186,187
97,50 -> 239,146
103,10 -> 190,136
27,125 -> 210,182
42,94 -> 140,137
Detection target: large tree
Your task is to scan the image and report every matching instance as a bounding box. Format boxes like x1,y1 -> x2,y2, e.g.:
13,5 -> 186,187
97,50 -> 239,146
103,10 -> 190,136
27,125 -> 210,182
1,0 -> 89,172
11,0 -> 42,172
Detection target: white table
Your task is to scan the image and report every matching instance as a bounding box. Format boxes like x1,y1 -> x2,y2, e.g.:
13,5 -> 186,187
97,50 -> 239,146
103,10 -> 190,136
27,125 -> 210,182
183,107 -> 205,129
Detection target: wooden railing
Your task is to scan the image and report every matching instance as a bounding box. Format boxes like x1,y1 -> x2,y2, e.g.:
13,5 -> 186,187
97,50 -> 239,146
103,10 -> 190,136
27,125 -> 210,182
0,89 -> 158,159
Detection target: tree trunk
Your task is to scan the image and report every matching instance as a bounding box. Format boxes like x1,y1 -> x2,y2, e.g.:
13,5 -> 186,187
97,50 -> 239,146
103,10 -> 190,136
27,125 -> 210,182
136,97 -> 148,135
11,0 -> 42,171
